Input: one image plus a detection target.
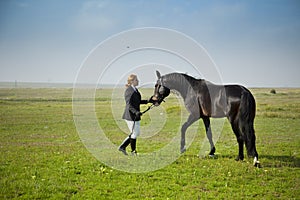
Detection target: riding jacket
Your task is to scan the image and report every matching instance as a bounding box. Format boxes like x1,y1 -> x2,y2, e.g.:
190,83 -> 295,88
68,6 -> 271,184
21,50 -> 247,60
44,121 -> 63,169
122,86 -> 148,121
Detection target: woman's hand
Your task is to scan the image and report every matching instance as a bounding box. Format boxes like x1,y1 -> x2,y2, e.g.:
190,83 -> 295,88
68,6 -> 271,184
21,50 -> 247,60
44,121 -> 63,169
136,111 -> 143,117
148,96 -> 156,103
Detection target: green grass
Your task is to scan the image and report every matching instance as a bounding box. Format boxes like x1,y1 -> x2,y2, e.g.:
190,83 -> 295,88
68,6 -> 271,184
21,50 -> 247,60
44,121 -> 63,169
0,88 -> 299,199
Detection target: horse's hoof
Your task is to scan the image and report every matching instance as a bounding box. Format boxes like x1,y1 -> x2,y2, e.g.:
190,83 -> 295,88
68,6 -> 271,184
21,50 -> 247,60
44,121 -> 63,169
180,147 -> 186,154
235,156 -> 244,161
209,147 -> 216,155
254,161 -> 261,168
253,157 -> 261,167
208,154 -> 215,158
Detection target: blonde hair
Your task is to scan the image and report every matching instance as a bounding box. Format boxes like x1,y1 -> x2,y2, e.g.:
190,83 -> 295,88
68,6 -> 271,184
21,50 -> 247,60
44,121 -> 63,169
125,74 -> 137,87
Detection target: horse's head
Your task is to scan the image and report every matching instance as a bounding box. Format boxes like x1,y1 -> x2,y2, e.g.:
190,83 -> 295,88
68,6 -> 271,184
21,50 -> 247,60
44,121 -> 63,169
151,71 -> 170,106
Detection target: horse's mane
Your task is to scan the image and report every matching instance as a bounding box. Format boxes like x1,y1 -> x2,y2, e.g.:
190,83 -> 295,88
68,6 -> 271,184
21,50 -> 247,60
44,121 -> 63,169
165,72 -> 205,87
181,73 -> 204,83
163,72 -> 206,97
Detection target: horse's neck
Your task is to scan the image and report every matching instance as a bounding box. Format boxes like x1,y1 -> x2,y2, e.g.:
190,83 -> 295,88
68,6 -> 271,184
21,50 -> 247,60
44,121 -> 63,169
166,74 -> 189,99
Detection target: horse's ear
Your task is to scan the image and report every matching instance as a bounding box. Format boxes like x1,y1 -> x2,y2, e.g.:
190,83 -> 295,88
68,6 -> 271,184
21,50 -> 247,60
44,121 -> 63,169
156,70 -> 161,79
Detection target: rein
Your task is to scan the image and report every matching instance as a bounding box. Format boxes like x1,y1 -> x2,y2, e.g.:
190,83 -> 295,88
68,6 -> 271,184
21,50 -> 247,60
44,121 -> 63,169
141,104 -> 155,114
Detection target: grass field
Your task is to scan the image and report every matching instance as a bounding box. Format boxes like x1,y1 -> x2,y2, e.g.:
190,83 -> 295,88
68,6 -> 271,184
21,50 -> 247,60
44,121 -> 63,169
0,87 -> 299,199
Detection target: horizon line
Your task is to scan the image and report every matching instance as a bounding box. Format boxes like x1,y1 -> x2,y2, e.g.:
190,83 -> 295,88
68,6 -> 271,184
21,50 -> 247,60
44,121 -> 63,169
0,81 -> 299,89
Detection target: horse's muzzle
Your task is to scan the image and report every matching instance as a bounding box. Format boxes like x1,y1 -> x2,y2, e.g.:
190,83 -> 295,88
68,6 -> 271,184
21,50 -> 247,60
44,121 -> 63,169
150,96 -> 162,106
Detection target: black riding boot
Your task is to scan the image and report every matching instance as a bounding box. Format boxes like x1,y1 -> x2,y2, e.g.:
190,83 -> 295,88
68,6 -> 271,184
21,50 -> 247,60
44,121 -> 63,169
118,137 -> 130,155
130,138 -> 137,155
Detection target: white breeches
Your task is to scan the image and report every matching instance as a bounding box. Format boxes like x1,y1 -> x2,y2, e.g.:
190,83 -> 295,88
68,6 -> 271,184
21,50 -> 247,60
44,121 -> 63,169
125,120 -> 140,139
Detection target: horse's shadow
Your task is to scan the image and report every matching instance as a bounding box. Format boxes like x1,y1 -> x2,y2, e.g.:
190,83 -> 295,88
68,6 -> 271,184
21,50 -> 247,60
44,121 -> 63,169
183,154 -> 300,168
258,154 -> 300,168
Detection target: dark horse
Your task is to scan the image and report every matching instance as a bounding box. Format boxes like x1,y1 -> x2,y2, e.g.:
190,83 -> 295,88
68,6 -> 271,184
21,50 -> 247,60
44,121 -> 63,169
152,71 -> 260,166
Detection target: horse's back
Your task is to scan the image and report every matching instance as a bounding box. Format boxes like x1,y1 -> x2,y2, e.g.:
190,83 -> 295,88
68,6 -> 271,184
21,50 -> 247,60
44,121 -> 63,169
224,84 -> 255,119
225,84 -> 247,96
205,84 -> 255,118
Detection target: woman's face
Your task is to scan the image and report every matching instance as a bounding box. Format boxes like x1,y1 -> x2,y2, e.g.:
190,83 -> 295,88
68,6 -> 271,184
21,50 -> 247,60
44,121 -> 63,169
132,77 -> 139,87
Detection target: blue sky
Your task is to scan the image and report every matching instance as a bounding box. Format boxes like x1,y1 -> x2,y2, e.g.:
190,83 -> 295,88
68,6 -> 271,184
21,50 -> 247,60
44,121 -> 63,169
0,0 -> 299,87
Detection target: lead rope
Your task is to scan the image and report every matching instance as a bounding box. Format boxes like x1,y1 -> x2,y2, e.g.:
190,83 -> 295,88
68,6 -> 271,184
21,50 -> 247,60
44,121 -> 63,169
129,104 -> 155,138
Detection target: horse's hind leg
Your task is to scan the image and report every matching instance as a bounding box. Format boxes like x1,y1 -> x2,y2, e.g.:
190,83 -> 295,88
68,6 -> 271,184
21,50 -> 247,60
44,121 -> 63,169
229,119 -> 244,161
244,122 -> 260,166
202,117 -> 216,156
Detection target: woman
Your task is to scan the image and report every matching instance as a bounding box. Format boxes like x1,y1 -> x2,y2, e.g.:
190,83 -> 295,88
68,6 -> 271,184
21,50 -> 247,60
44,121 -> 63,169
118,74 -> 150,155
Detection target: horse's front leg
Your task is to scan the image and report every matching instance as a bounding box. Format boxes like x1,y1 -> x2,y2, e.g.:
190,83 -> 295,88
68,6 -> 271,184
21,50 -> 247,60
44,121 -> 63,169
180,114 -> 198,153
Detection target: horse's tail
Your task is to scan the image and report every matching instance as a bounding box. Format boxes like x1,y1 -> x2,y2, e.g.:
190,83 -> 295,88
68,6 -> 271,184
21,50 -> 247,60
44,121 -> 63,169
238,89 -> 258,158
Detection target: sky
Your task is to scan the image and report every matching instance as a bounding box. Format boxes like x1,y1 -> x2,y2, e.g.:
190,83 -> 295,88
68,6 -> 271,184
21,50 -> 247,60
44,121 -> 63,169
0,0 -> 299,87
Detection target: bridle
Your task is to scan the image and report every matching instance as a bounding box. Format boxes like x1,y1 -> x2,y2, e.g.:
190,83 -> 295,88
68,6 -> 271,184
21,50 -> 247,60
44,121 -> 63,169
153,76 -> 170,105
